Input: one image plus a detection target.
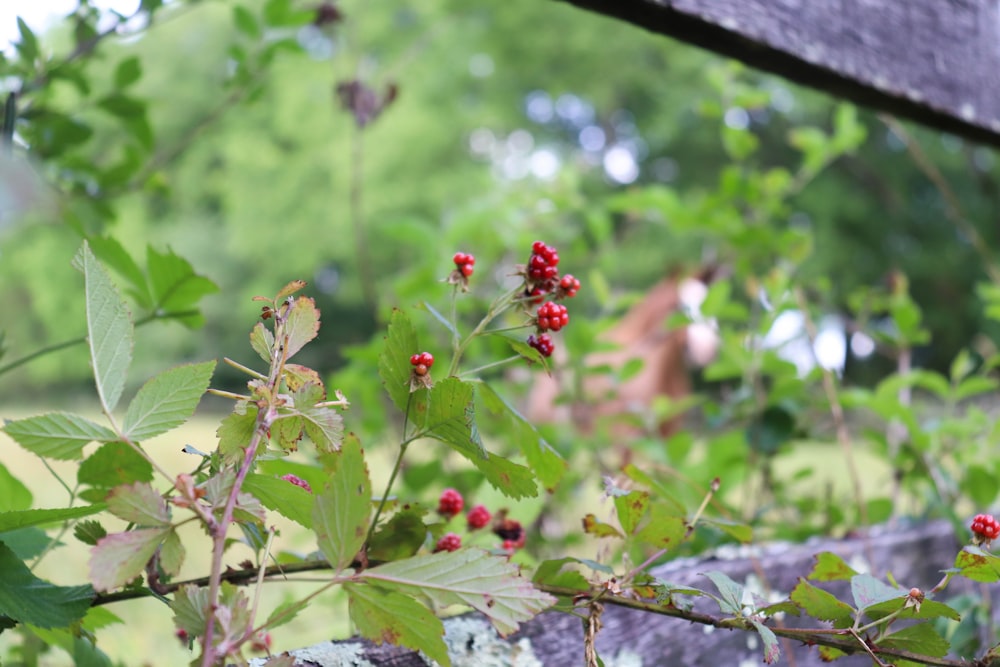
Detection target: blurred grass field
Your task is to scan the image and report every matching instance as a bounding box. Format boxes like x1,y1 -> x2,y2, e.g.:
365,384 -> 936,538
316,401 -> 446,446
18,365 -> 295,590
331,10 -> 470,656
0,403 -> 897,666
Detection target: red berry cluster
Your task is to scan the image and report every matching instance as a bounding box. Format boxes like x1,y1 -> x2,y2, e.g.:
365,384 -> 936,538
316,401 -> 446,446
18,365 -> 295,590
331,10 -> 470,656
558,274 -> 580,298
527,333 -> 554,357
434,532 -> 462,553
453,252 -> 476,278
437,488 -> 464,517
527,241 -> 560,282
467,504 -> 492,530
410,351 -> 434,377
536,301 -> 568,332
972,513 -> 1000,542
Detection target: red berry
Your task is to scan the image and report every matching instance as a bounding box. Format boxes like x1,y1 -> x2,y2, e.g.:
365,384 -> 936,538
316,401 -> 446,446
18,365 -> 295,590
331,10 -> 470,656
532,240 -> 547,254
438,488 -> 464,517
971,513 -> 1000,540
536,302 -> 568,332
280,474 -> 313,494
527,334 -> 554,357
411,352 -> 434,368
467,504 -> 491,530
414,363 -> 428,376
410,353 -> 420,366
461,264 -> 474,277
559,274 -> 581,298
435,532 -> 462,552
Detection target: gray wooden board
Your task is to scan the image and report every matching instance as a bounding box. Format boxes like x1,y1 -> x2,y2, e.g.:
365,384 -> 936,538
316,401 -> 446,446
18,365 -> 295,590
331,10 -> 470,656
550,0 -> 1000,148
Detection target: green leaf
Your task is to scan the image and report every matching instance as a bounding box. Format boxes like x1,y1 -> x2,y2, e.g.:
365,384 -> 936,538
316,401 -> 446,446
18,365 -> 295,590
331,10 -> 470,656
865,595 -> 960,622
217,404 -> 259,464
312,435 -> 371,574
78,442 -> 154,493
502,336 -> 549,371
0,505 -> 106,533
532,558 -> 590,592
172,584 -> 245,637
582,514 -> 624,538
476,383 -> 565,489
232,5 -> 261,38
73,242 -> 134,412
250,322 -> 274,362
0,542 -> 93,628
634,508 -> 686,549
86,235 -> 150,308
703,571 -> 745,616
368,507 -> 429,561
160,528 -> 184,577
360,549 -> 555,636
808,551 -> 858,581
123,361 -> 216,441
955,546 -> 1000,583
0,527 -> 50,560
15,18 -> 39,62
106,482 -> 170,526
146,245 -> 219,326
266,599 -> 311,630
74,520 -> 107,546
98,94 -> 145,119
878,623 -> 949,657
614,490 -> 649,535
851,573 -> 900,610
293,382 -> 343,452
113,56 -> 142,89
345,583 -> 449,666
284,296 -> 321,360
701,518 -> 753,543
4,412 -> 117,460
243,474 -> 314,528
790,579 -> 854,627
0,462 -> 32,511
749,618 -> 781,664
89,528 -> 169,592
378,308 -> 419,412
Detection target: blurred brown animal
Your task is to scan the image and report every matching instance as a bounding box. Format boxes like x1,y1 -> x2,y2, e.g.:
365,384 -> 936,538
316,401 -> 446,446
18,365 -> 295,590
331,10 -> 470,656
525,269 -> 719,438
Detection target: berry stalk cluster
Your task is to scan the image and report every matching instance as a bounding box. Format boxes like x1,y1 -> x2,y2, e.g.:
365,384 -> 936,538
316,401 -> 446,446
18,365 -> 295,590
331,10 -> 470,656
520,240 -> 581,358
433,488 -> 524,553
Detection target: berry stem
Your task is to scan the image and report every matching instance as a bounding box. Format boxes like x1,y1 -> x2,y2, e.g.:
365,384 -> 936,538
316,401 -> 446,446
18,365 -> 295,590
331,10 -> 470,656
366,393 -> 415,547
458,355 -> 521,378
447,284 -> 522,376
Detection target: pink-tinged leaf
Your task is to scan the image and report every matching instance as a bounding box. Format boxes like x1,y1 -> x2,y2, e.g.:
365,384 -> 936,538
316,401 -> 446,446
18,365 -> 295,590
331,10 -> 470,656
749,619 -> 781,664
360,548 -> 556,637
345,583 -> 449,666
294,382 -> 343,453
90,528 -> 169,592
106,481 -> 170,526
275,280 -> 308,301
283,296 -> 320,360
283,364 -> 324,393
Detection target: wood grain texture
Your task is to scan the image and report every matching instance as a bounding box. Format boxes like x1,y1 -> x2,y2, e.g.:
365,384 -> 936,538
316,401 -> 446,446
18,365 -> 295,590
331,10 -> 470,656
550,0 -> 1000,147
253,521 -> 965,666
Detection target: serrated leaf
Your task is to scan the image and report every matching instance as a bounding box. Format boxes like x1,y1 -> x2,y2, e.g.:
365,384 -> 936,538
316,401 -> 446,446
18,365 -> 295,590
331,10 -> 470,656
621,464 -> 686,515
89,528 -> 168,592
790,579 -> 854,627
532,558 -> 590,592
275,279 -> 308,301
250,322 -> 274,362
0,505 -> 106,533
476,383 -> 565,489
703,571 -> 745,615
146,245 -> 218,326
749,618 -> 781,664
360,549 -> 556,636
851,573 -> 900,610
878,623 -> 949,657
78,441 -> 154,492
294,382 -> 343,452
86,235 -> 150,308
614,490 -> 649,535
582,514 -> 624,538
242,474 -> 314,528
284,296 -> 320,360
634,509 -> 686,549
503,336 -> 549,372
809,551 -> 859,581
865,595 -> 961,622
378,309 -> 419,412
954,546 -> 1000,582
313,435 -> 371,574
0,462 -> 32,511
123,360 -> 215,441
106,482 -> 170,526
345,583 -> 449,666
4,412 -> 117,460
0,542 -> 93,628
73,242 -> 134,412
171,584 -> 208,636
701,518 -> 753,543
266,599 -> 311,630
283,364 -> 322,393
160,528 -> 184,577
74,520 -> 107,546
217,404 -> 259,464
368,507 -> 429,562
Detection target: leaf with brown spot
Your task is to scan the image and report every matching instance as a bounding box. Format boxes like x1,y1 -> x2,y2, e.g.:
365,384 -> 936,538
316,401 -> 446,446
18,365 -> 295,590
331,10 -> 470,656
275,280 -> 308,301
283,296 -> 320,360
312,434 -> 370,574
583,514 -> 624,538
345,583 -> 448,666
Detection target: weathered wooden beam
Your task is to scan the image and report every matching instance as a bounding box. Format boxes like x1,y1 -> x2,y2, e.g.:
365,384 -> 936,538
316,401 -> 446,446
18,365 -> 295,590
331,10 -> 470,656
252,521 -> 966,666
551,0 -> 1000,148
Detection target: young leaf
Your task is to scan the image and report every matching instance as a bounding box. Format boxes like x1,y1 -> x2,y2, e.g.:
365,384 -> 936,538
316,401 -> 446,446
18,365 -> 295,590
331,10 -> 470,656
78,442 -> 154,494
74,520 -> 108,546
312,435 -> 371,574
476,382 -> 565,489
294,382 -> 343,452
250,322 -> 274,362
345,583 -> 449,666
89,528 -> 169,592
790,579 -> 854,627
4,412 -> 117,460
0,542 -> 93,628
378,308 -> 419,412
217,404 -> 259,464
0,505 -> 107,533
123,360 -> 216,441
146,245 -> 219,327
242,474 -> 314,528
106,482 -> 170,526
503,335 -> 550,371
73,242 -> 134,412
703,571 -> 746,616
171,584 -> 208,636
809,551 -> 859,581
360,548 -> 556,636
749,618 -> 781,664
86,235 -> 151,308
284,296 -> 321,360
